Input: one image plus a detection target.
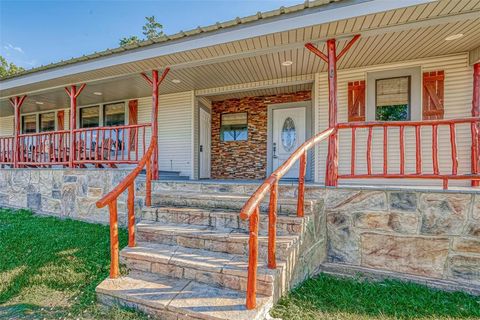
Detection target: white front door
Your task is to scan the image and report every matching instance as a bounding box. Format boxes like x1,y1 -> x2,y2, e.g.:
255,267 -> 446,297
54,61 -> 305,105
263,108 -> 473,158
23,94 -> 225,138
272,107 -> 306,179
199,108 -> 211,179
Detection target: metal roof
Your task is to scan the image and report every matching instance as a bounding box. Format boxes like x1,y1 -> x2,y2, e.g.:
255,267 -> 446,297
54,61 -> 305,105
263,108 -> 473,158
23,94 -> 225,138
0,0 -> 341,81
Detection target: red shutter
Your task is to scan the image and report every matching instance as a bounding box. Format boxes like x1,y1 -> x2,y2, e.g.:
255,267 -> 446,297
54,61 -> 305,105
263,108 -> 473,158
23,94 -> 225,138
423,71 -> 444,120
128,100 -> 138,150
348,80 -> 365,122
57,110 -> 65,130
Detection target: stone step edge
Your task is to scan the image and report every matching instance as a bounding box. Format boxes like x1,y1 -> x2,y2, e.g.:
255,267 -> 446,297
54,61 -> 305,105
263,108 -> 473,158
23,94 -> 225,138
96,271 -> 273,320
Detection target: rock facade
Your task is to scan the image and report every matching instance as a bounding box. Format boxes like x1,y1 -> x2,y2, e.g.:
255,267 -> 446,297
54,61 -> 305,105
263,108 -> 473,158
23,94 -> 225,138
210,91 -> 311,179
325,189 -> 480,285
0,168 -> 144,225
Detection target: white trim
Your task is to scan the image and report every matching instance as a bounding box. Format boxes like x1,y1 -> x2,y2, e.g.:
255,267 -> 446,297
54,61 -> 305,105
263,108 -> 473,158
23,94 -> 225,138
0,0 -> 433,92
190,90 -> 195,180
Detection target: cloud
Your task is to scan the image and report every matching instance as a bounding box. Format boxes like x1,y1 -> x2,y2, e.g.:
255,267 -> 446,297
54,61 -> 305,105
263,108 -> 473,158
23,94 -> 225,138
3,43 -> 24,54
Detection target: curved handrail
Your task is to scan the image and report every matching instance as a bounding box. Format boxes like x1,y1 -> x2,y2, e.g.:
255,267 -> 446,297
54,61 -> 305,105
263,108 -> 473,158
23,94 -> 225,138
239,127 -> 335,220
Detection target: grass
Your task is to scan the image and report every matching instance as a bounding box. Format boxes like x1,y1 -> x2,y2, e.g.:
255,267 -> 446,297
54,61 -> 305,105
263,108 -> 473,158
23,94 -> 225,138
1,208 -> 479,320
0,208 -> 146,319
271,273 -> 480,320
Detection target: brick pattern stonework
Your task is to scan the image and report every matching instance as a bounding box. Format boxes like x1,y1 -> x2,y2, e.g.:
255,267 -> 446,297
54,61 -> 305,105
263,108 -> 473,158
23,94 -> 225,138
210,91 -> 311,179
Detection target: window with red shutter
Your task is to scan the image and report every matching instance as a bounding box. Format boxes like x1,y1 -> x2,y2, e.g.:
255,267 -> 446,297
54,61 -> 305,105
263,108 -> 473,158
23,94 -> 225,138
348,80 -> 365,122
423,71 -> 444,120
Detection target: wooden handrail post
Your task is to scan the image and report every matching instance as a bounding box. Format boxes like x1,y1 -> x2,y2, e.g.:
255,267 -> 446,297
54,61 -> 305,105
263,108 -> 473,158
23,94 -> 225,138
297,151 -> 307,217
65,84 -> 86,168
146,156 -> 152,206
108,200 -> 120,278
127,184 -> 136,247
9,95 -> 27,168
472,63 -> 480,187
246,206 -> 259,310
268,182 -> 278,269
325,38 -> 339,186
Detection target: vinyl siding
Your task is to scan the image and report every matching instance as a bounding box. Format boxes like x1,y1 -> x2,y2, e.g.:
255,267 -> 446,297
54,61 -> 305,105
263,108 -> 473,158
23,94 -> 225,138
315,53 -> 474,187
0,116 -> 13,136
137,91 -> 194,178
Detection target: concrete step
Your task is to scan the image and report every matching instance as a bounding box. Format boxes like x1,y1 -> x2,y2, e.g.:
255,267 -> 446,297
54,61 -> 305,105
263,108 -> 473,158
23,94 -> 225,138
151,191 -> 320,215
96,271 -> 272,320
141,206 -> 306,235
121,242 -> 282,296
136,220 -> 299,260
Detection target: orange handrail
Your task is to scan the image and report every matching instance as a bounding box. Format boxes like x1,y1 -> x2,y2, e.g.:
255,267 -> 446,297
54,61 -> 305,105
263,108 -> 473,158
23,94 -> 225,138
239,126 -> 335,309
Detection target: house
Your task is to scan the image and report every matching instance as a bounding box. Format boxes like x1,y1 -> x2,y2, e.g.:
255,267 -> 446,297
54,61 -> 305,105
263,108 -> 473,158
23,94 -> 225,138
1,0 -> 479,319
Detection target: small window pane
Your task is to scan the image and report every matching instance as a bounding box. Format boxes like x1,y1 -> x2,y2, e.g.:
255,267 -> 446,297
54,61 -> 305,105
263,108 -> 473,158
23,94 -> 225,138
104,103 -> 125,127
80,106 -> 100,128
22,115 -> 37,133
39,112 -> 55,132
221,112 -> 247,141
375,76 -> 410,121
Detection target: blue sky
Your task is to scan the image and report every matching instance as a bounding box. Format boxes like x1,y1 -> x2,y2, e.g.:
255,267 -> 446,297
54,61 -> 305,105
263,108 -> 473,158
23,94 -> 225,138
1,0 -> 301,69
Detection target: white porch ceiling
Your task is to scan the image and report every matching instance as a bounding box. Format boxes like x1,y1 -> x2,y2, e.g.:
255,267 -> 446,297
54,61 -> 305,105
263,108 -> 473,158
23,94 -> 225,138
1,0 -> 479,116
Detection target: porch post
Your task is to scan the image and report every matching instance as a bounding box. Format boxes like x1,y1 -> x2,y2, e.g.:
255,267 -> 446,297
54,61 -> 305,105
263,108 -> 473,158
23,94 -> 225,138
9,95 -> 27,168
472,63 -> 480,186
65,84 -> 86,168
325,39 -> 339,186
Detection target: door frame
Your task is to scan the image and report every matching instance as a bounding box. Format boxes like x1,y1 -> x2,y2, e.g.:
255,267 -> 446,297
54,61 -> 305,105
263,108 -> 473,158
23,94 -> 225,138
198,104 -> 211,179
267,101 -> 313,179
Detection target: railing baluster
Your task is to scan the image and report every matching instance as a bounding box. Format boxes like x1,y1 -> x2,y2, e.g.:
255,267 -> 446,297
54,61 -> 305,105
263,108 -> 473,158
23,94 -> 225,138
351,127 -> 356,176
367,127 -> 373,175
268,181 -> 278,269
383,126 -> 387,175
108,199 -> 120,278
146,156 -> 152,206
246,206 -> 259,310
432,124 -> 439,175
450,123 -> 458,175
400,126 -> 405,175
128,184 -> 136,247
297,151 -> 307,217
415,125 -> 422,174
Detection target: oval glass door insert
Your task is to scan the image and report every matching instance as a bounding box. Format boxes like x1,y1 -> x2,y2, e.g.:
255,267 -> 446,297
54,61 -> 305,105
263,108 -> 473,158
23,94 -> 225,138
281,117 -> 296,152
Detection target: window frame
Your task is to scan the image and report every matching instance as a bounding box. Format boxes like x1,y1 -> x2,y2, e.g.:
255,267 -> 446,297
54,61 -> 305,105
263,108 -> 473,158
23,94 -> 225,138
103,102 -> 126,127
77,100 -> 128,128
374,75 -> 411,121
220,112 -> 248,142
38,111 -> 56,132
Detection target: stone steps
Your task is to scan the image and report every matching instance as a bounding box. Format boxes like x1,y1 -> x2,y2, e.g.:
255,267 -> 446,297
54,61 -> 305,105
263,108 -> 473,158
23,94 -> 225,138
151,191 -> 320,215
120,242 -> 282,296
96,271 -> 272,320
141,206 -> 306,235
136,220 -> 299,260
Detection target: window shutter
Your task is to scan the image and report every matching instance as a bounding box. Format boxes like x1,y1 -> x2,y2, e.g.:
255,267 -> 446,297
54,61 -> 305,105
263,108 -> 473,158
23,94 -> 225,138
128,100 -> 138,150
423,71 -> 444,120
348,80 -> 365,122
57,110 -> 65,130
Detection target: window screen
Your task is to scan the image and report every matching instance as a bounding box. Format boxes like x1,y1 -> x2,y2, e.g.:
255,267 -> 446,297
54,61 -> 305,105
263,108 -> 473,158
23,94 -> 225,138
220,112 -> 248,141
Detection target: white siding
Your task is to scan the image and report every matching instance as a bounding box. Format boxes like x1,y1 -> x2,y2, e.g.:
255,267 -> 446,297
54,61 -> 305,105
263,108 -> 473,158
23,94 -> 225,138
315,53 -> 474,187
137,91 -> 194,178
0,116 -> 13,136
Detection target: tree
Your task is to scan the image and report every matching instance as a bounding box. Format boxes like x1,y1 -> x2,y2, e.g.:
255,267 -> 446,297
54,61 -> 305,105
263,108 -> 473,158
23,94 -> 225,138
119,36 -> 140,47
0,55 -> 24,77
142,16 -> 164,40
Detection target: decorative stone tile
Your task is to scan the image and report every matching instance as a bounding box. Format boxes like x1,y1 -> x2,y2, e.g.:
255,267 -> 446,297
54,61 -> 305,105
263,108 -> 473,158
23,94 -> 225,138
388,212 -> 419,234
464,221 -> 480,237
353,212 -> 391,231
452,237 -> 480,254
326,212 -> 359,264
27,193 -> 41,210
361,233 -> 449,278
473,195 -> 480,220
389,192 -> 417,212
448,255 -> 480,283
63,175 -> 77,183
419,193 -> 471,235
61,184 -> 76,217
325,190 -> 386,212
87,187 -> 103,198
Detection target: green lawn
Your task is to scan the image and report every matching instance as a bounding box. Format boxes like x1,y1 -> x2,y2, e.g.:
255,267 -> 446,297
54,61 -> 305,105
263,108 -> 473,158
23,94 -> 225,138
0,208 -> 146,319
1,208 -> 479,320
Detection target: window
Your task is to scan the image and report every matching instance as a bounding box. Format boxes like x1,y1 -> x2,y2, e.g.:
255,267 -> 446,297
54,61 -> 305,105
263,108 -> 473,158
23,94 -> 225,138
375,76 -> 410,121
104,102 -> 125,126
80,106 -> 100,128
22,115 -> 37,133
220,112 -> 248,141
39,112 -> 55,132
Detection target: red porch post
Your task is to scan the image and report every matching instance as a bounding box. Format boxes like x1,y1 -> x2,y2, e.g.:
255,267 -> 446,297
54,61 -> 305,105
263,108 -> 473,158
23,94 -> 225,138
141,68 -> 170,180
305,35 -> 360,186
65,84 -> 86,168
9,95 -> 27,168
472,63 -> 480,187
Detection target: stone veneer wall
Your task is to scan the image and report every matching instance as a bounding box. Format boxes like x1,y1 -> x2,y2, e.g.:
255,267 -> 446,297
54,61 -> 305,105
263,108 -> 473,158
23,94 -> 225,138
324,188 -> 480,285
0,169 -> 145,225
210,91 -> 311,179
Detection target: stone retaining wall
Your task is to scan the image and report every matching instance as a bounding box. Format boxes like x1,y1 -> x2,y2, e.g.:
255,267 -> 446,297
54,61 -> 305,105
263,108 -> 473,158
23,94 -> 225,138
0,169 -> 144,225
324,188 -> 480,285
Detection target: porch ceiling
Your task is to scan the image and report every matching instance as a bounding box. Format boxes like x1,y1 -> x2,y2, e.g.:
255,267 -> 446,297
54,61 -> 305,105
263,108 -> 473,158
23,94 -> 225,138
1,0 -> 479,116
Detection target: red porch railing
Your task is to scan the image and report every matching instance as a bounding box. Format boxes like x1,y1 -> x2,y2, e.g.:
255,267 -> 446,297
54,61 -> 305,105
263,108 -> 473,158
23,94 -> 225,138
0,136 -> 14,165
18,130 -> 70,166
